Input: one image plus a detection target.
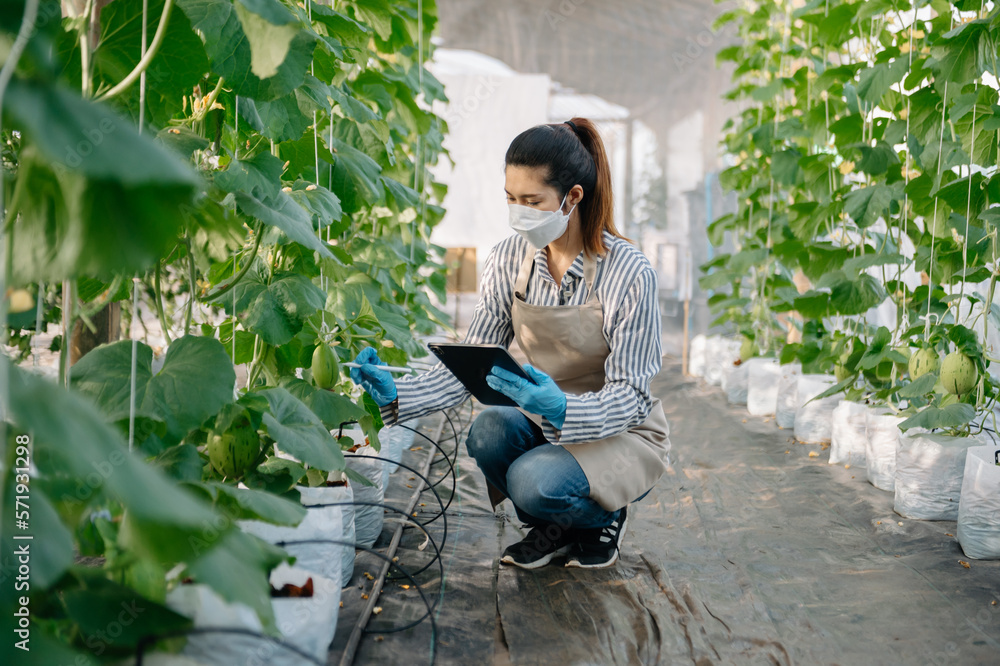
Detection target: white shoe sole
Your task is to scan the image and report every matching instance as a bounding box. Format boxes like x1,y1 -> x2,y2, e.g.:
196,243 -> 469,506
500,543 -> 573,570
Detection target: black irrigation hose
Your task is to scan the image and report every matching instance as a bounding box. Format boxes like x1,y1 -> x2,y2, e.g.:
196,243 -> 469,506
342,454 -> 448,543
279,539 -> 437,662
398,422 -> 458,499
304,500 -> 445,591
135,626 -> 325,666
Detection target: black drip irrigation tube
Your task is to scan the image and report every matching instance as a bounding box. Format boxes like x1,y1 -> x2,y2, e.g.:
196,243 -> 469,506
336,402 -> 473,666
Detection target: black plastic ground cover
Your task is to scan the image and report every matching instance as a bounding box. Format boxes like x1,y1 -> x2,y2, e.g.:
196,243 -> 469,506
331,359 -> 1000,665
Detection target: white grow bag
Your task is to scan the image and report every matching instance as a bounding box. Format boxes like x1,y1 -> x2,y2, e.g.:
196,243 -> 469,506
894,432 -> 981,520
689,334 -> 708,377
957,445 -> 1000,559
829,400 -> 869,466
239,493 -> 348,587
865,409 -> 903,491
775,363 -> 802,429
342,430 -> 385,548
705,336 -> 740,386
746,358 -> 781,416
722,362 -> 749,405
298,483 -> 355,587
166,563 -> 340,666
793,374 -> 839,443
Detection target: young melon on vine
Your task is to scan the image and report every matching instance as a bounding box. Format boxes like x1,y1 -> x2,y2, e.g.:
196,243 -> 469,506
740,336 -> 755,362
908,347 -> 940,379
312,341 -> 340,389
940,351 -> 977,396
208,416 -> 261,479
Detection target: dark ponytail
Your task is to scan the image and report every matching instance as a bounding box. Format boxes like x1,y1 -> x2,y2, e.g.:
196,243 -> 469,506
504,117 -> 626,257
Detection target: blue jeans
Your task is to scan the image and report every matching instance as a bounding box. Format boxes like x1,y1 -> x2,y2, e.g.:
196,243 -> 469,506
465,406 -> 648,529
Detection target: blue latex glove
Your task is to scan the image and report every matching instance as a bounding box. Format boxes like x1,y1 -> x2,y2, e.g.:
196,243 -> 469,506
486,364 -> 567,429
349,347 -> 397,407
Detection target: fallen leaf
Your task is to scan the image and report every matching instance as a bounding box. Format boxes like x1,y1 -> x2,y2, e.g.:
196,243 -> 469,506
361,593 -> 369,600
959,560 -> 971,569
808,451 -> 819,458
945,533 -> 954,537
373,606 -> 383,615
844,464 -> 851,469
897,522 -> 903,526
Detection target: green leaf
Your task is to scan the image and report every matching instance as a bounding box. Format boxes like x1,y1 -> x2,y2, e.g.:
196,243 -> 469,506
793,291 -> 830,318
855,141 -> 899,176
151,443 -> 205,482
214,151 -> 283,199
233,189 -> 334,257
325,136 -> 385,213
198,481 -> 305,526
71,336 -> 236,440
91,0 -> 210,127
898,372 -> 937,398
842,253 -> 905,274
898,403 -> 977,431
829,274 -> 887,315
857,57 -> 910,105
177,0 -> 315,100
237,94 -> 311,143
62,580 -> 193,651
771,148 -> 802,185
929,19 -> 993,85
282,377 -> 368,429
243,456 -> 307,495
259,387 -> 345,470
1,478 -> 73,589
218,269 -> 325,346
843,183 -> 898,227
7,360 -> 224,563
3,80 -> 198,186
857,326 -> 892,370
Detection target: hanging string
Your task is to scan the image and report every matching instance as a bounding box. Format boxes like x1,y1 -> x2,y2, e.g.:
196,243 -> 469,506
896,3 -> 916,342
128,0 -> 151,450
924,9 -> 954,340
957,0 -> 986,326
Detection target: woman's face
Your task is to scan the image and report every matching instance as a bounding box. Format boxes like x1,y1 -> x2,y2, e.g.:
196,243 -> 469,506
504,165 -> 582,213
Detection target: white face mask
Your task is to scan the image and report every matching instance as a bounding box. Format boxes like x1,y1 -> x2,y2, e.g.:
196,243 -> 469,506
508,192 -> 577,249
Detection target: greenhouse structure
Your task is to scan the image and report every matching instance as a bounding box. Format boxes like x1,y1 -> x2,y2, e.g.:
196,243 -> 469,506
1,0 -> 999,664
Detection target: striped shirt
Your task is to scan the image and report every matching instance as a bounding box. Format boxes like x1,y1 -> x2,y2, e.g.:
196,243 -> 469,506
382,230 -> 662,444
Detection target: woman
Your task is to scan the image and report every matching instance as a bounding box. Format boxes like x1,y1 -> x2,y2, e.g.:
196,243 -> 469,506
351,117 -> 671,570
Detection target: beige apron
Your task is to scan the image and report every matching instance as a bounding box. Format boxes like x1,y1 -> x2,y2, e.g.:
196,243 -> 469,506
495,248 -> 671,512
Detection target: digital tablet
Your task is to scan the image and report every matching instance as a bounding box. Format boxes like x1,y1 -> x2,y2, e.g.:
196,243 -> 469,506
427,343 -> 533,407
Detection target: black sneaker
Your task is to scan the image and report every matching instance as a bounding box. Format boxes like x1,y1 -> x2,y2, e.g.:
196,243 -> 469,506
564,506 -> 628,569
500,523 -> 577,569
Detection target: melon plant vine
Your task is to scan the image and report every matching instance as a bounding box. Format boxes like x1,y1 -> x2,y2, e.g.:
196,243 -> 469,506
1,0 -> 450,661
705,0 -> 1000,435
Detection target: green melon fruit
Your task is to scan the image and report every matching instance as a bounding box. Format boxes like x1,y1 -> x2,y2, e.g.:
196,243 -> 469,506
940,352 -> 978,396
740,337 -> 755,362
908,347 -> 940,379
208,422 -> 261,478
312,343 -> 340,389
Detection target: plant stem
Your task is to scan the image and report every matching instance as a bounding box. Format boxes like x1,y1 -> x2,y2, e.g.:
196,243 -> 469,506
97,0 -> 175,101
199,222 -> 263,302
184,235 -> 196,336
153,262 -> 173,345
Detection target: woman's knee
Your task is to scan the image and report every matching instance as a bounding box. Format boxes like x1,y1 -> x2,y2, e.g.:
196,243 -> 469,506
465,406 -> 526,459
506,448 -> 589,522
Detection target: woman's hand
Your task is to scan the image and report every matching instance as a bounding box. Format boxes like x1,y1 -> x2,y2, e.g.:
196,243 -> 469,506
487,364 -> 567,429
349,347 -> 398,406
